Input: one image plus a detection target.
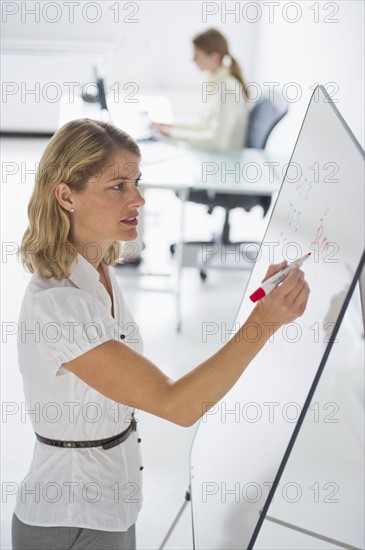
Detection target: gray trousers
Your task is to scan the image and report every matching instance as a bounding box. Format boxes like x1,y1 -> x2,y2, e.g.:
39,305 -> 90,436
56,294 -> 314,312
11,513 -> 136,550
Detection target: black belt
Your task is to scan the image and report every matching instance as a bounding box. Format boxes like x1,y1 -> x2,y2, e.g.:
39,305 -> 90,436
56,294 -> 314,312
35,416 -> 137,450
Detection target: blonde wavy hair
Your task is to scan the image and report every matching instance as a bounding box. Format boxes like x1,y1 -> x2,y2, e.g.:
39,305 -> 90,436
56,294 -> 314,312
19,118 -> 141,280
193,28 -> 250,100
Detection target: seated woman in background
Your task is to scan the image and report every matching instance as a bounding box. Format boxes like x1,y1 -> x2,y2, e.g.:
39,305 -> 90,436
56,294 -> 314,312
151,28 -> 250,151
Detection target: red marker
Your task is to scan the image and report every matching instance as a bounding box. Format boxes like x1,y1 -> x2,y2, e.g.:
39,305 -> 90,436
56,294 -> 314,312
250,253 -> 311,303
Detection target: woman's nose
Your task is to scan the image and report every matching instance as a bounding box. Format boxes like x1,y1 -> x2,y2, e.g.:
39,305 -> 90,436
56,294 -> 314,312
129,186 -> 145,208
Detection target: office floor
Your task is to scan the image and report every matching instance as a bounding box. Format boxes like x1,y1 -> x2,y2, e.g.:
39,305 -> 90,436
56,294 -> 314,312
1,138 -> 363,550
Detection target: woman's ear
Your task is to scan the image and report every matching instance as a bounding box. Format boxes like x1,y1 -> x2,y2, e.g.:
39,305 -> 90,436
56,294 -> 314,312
54,182 -> 74,212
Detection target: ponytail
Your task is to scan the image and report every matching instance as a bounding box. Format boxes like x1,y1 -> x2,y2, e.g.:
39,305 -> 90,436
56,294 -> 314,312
229,55 -> 250,100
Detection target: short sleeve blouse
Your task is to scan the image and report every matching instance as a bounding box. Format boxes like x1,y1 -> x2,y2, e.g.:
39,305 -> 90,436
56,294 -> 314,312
14,253 -> 144,531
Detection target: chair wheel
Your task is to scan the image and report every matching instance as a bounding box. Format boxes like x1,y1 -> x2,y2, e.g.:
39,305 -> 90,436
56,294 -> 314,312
170,244 -> 176,256
200,270 -> 207,281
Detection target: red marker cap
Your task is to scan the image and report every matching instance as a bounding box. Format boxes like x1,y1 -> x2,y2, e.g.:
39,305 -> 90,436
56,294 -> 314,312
249,288 -> 266,302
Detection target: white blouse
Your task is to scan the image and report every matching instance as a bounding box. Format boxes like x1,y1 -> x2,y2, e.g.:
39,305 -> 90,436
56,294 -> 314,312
169,65 -> 248,150
14,253 -> 144,531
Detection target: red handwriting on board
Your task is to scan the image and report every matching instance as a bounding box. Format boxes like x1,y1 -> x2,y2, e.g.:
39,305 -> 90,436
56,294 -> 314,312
309,207 -> 339,262
310,208 -> 329,246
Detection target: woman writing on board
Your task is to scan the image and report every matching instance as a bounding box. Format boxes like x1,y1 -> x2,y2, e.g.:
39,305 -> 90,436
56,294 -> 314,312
12,119 -> 309,550
151,28 -> 250,150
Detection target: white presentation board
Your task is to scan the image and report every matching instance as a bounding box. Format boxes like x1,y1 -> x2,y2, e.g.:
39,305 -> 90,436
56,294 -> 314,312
190,86 -> 365,549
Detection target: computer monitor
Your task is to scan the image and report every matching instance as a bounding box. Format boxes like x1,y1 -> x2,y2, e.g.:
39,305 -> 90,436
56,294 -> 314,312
81,65 -> 108,114
93,66 -> 108,112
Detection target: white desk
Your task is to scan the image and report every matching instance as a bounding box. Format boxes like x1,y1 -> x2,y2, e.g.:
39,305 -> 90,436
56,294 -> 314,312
140,145 -> 282,331
140,146 -> 281,193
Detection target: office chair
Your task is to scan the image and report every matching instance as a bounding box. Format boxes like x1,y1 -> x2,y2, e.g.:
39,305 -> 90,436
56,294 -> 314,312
171,94 -> 288,280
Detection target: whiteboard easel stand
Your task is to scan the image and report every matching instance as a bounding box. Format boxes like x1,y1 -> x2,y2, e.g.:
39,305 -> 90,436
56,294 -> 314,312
262,513 -> 362,550
158,260 -> 365,550
158,486 -> 191,550
160,84 -> 365,548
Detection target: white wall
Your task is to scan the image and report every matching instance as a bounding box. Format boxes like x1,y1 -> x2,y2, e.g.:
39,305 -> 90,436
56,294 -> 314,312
251,0 -> 364,154
1,1 -> 259,131
1,1 -> 259,87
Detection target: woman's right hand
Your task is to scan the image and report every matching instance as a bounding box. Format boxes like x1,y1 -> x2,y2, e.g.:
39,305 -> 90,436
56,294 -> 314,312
254,261 -> 310,328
